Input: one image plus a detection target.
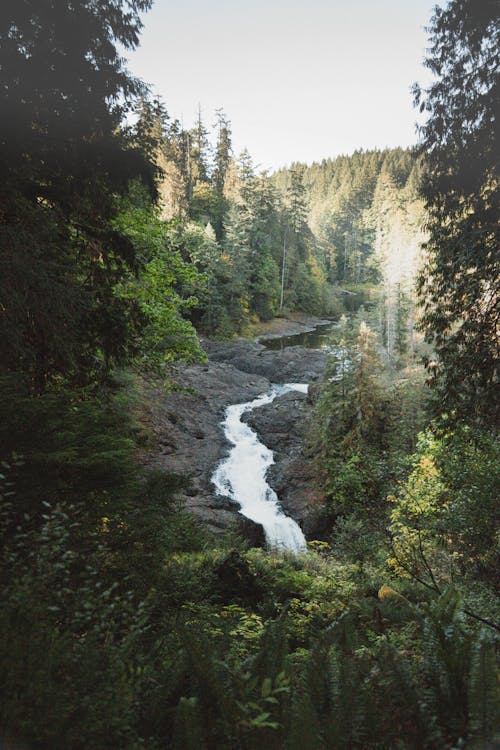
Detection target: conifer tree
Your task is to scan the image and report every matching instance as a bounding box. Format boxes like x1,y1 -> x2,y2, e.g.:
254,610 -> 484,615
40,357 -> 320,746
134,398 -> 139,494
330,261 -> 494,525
213,108 -> 232,196
190,105 -> 211,185
0,0 -> 155,388
415,0 -> 499,426
286,168 -> 308,236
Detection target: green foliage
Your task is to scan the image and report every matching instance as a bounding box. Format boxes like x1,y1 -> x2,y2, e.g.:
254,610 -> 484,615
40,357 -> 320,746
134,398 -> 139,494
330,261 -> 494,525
213,108 -> 232,197
0,375 -> 137,524
173,697 -> 206,750
388,428 -> 500,588
415,0 -> 500,427
0,0 -> 156,389
113,183 -> 204,367
184,220 -> 247,337
1,4 -> 498,750
153,115 -> 339,331
309,321 -> 402,524
273,149 -> 423,288
468,630 -> 500,748
0,374 -> 209,749
3,473 -> 499,750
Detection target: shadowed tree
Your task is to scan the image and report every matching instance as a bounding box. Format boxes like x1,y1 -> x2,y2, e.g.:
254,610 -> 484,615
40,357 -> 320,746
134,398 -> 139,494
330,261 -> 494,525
414,0 -> 500,427
0,0 -> 155,389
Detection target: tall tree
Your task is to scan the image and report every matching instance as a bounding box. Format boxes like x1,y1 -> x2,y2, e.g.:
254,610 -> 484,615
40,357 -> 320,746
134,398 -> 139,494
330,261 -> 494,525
311,321 -> 391,521
213,108 -> 232,196
209,108 -> 232,238
286,168 -> 308,236
160,118 -> 190,218
189,104 -> 211,185
414,0 -> 499,426
0,0 -> 155,389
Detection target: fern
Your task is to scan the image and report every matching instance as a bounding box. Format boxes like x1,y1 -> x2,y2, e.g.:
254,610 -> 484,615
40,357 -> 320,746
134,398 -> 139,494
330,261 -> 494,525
374,641 -> 437,749
172,696 -> 205,750
468,629 -> 500,749
422,588 -> 470,739
285,658 -> 324,750
250,614 -> 289,684
327,645 -> 367,749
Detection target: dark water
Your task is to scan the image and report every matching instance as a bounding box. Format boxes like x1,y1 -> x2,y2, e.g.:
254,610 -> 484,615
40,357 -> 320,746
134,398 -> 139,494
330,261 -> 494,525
260,292 -> 377,351
260,321 -> 339,351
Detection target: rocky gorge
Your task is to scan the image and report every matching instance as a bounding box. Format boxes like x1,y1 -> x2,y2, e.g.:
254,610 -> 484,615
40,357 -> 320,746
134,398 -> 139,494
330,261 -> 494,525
139,316 -> 333,545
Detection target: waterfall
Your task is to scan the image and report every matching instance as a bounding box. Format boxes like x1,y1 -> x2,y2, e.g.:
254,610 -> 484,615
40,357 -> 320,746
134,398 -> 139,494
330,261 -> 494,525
212,384 -> 308,552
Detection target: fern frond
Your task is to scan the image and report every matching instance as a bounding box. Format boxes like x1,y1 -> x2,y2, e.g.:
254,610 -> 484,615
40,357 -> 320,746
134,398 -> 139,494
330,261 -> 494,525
468,629 -> 500,749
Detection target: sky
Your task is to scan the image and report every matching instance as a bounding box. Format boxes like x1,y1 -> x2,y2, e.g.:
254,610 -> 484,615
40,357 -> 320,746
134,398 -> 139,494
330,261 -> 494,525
125,0 -> 436,171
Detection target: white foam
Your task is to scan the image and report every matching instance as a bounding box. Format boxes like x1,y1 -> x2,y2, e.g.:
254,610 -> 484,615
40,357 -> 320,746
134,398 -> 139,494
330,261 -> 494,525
212,384 -> 308,552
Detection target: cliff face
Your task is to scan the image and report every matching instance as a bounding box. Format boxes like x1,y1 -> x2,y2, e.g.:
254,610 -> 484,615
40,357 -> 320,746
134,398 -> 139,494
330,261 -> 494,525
139,320 -> 330,545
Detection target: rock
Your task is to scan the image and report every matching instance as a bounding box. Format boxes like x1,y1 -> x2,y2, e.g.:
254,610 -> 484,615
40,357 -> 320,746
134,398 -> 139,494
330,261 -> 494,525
203,339 -> 327,383
242,390 -> 322,527
236,515 -> 266,548
243,391 -> 307,446
138,319 -> 329,541
254,315 -> 333,340
302,507 -> 332,541
138,362 -> 271,537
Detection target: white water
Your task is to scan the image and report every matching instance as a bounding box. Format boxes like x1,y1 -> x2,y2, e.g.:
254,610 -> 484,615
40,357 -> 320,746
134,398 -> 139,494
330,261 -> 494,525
212,383 -> 308,552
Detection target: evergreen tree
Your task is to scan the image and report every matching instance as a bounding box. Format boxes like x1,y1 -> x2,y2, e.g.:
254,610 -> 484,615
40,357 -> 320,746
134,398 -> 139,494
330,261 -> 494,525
223,202 -> 252,318
245,173 -> 281,319
213,108 -> 232,196
237,148 -> 255,185
0,0 -> 155,389
160,117 -> 191,218
190,104 -> 211,185
286,168 -> 308,237
311,321 -> 392,522
210,108 -> 232,237
415,0 -> 500,427
134,96 -> 169,164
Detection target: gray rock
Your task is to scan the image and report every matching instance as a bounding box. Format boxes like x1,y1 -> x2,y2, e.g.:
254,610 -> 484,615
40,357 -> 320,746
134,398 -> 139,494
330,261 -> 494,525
242,389 -> 321,528
139,324 -> 328,542
202,338 -> 328,384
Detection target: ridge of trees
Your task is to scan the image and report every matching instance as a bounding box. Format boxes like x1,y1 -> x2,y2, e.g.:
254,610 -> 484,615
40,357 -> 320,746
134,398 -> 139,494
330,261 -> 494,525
135,99 -> 428,339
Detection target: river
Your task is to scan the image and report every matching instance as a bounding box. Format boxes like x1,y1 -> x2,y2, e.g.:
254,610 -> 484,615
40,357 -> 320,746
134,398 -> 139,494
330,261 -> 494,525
210,317 -> 342,551
208,304 -> 374,548
260,321 -> 338,351
211,383 -> 308,552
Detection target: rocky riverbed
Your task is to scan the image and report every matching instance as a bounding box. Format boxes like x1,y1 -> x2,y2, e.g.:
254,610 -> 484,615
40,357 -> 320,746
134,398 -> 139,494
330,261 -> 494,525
139,316 -> 331,545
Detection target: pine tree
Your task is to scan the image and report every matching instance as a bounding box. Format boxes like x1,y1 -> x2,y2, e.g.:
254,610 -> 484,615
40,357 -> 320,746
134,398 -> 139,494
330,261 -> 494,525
415,0 -> 500,427
213,108 -> 232,196
0,0 -> 155,389
286,168 -> 308,237
190,104 -> 211,185
160,118 -> 191,217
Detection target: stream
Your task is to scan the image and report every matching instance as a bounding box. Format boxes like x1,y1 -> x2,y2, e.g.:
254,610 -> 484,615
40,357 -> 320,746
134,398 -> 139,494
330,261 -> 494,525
212,384 -> 308,552
210,311 -> 366,551
260,321 -> 338,351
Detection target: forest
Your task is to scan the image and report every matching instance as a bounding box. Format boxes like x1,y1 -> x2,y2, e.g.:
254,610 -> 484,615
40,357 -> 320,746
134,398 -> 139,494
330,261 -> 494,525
0,1 -> 498,749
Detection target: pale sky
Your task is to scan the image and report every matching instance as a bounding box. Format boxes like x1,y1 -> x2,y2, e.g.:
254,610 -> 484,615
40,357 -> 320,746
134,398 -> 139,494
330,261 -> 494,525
125,0 -> 436,170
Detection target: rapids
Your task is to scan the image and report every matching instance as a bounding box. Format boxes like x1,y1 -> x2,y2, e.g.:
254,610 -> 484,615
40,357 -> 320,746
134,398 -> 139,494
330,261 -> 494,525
212,384 -> 308,552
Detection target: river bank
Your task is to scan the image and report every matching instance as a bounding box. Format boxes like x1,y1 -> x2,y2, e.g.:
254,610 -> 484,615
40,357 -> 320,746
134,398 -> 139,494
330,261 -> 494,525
138,315 -> 331,545
244,313 -> 333,340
